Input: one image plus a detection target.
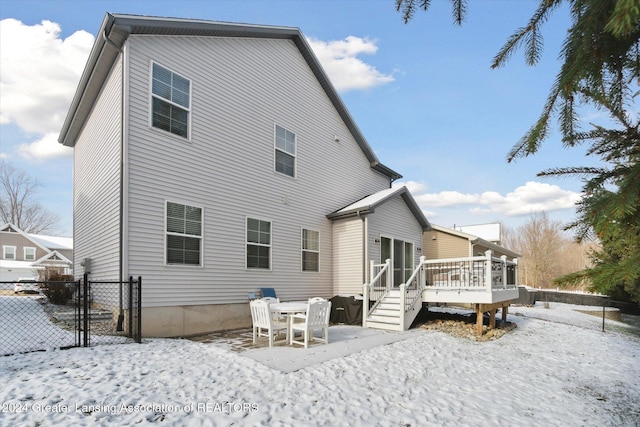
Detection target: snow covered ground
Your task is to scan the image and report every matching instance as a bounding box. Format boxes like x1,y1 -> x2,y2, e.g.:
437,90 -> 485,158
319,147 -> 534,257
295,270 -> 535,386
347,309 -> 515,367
1,302 -> 639,426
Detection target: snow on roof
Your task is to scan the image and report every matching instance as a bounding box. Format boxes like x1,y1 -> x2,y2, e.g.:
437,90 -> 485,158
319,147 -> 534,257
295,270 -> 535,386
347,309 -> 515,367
29,234 -> 73,250
332,187 -> 401,215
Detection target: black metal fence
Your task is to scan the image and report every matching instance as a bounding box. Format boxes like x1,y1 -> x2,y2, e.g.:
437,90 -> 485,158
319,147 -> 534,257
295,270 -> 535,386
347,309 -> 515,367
0,276 -> 141,357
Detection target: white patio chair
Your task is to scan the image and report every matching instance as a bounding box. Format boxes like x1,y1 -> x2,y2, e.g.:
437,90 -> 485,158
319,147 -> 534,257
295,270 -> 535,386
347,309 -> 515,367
289,299 -> 331,348
250,299 -> 288,347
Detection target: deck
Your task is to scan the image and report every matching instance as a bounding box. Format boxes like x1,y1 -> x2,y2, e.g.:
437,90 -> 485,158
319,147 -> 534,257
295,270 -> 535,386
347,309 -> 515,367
363,250 -> 519,336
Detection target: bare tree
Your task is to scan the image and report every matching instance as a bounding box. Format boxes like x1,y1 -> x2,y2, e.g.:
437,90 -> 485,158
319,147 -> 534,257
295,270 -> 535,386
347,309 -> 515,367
509,212 -> 565,288
0,160 -> 60,234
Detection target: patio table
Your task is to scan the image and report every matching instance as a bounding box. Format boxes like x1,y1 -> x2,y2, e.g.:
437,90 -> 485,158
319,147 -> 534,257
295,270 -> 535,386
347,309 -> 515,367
269,301 -> 307,314
270,302 -> 307,344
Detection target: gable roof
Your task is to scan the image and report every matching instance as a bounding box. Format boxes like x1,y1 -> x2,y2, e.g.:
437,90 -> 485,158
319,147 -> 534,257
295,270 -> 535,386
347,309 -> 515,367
327,186 -> 431,231
0,223 -> 52,254
58,13 -> 401,181
34,250 -> 73,267
430,224 -> 520,258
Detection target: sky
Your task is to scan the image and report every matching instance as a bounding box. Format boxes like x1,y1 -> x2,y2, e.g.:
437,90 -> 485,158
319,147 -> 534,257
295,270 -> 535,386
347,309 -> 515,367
0,0 -> 606,238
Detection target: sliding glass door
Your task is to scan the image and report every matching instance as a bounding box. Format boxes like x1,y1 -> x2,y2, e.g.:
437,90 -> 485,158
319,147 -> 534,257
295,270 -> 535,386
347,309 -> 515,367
380,237 -> 414,287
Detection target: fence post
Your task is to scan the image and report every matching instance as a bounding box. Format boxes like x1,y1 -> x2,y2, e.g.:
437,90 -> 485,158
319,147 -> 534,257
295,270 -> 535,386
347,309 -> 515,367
82,273 -> 89,347
137,276 -> 142,343
76,279 -> 81,348
128,276 -> 133,339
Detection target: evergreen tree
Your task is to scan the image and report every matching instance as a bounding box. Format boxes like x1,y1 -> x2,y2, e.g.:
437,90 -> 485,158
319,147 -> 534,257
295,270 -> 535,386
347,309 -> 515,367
397,0 -> 640,302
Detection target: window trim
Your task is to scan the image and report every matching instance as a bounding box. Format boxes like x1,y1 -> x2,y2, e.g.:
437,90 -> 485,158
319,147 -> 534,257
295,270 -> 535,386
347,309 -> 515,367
149,61 -> 192,141
24,247 -> 36,261
245,216 -> 272,270
164,200 -> 203,267
301,228 -> 320,272
274,124 -> 297,178
3,245 -> 16,260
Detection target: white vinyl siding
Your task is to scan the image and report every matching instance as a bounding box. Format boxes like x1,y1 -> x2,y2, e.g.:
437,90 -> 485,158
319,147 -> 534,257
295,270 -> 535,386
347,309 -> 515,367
302,228 -> 319,272
73,55 -> 123,281
332,219 -> 364,294
150,62 -> 190,138
367,195 -> 424,281
125,35 -> 390,306
274,124 -> 296,177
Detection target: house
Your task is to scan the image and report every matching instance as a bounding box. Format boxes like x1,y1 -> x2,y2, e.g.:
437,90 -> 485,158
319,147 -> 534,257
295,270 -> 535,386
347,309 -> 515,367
424,224 -> 519,261
418,224 -> 520,335
0,223 -> 73,284
453,222 -> 503,246
58,13 -> 431,337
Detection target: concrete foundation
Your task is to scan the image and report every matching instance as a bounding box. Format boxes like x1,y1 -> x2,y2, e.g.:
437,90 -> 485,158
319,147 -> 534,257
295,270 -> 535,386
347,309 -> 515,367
141,303 -> 252,337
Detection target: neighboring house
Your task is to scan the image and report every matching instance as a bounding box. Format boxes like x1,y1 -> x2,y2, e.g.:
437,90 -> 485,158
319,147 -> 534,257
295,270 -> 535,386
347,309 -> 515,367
424,224 -> 519,261
58,13 -> 430,337
0,223 -> 73,283
453,222 -> 503,246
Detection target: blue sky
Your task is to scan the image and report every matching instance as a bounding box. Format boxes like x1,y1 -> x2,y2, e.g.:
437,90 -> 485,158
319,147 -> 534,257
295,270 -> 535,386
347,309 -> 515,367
1,0 -> 601,237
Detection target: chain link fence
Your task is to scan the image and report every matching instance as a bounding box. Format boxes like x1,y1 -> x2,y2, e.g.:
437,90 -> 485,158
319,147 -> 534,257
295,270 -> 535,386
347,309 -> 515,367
0,276 -> 141,357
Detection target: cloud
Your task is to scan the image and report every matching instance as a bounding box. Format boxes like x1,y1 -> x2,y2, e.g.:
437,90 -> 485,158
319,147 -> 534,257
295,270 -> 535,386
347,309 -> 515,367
307,36 -> 394,92
0,18 -> 93,160
399,180 -> 582,217
18,133 -> 72,160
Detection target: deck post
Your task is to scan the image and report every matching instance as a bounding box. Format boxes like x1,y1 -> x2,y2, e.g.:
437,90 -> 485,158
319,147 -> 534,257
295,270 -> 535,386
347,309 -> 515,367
475,303 -> 483,336
502,305 -> 508,323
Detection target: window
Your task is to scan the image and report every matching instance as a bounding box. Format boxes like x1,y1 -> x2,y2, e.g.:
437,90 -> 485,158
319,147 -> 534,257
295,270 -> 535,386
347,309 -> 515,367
246,218 -> 271,269
24,247 -> 36,261
151,62 -> 190,138
166,202 -> 202,265
3,246 -> 16,260
275,125 -> 296,177
302,229 -> 319,272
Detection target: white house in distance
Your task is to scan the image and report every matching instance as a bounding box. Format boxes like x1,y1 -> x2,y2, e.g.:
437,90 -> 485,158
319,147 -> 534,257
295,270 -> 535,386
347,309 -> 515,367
0,223 -> 73,283
58,13 -> 431,337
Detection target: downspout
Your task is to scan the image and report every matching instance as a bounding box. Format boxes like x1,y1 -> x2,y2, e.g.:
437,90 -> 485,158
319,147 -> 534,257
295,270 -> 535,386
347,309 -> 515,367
361,212 -> 368,285
102,28 -> 126,331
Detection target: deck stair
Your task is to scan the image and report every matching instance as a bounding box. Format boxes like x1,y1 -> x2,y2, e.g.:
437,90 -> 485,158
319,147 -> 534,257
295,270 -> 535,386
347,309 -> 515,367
366,289 -> 403,331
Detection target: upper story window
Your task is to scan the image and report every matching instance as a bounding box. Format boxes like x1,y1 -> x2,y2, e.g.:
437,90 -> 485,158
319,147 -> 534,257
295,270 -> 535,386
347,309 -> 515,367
166,201 -> 202,266
24,247 -> 36,261
151,62 -> 191,139
302,229 -> 319,272
274,125 -> 296,177
3,246 -> 16,260
246,218 -> 271,269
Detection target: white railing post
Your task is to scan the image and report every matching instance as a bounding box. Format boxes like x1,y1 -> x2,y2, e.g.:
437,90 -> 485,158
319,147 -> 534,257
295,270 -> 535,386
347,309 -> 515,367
418,256 -> 426,289
501,255 -> 508,289
399,282 -> 406,331
385,258 -> 392,290
363,281 -> 369,327
514,258 -> 519,287
484,250 -> 493,291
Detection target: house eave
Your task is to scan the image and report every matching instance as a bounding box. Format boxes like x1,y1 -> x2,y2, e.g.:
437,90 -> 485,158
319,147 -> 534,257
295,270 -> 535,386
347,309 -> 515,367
58,13 -> 399,180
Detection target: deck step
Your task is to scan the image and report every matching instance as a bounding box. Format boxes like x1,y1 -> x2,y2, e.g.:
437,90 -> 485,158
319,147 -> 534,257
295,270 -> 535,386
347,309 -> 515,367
366,321 -> 403,332
368,314 -> 400,324
372,308 -> 400,317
